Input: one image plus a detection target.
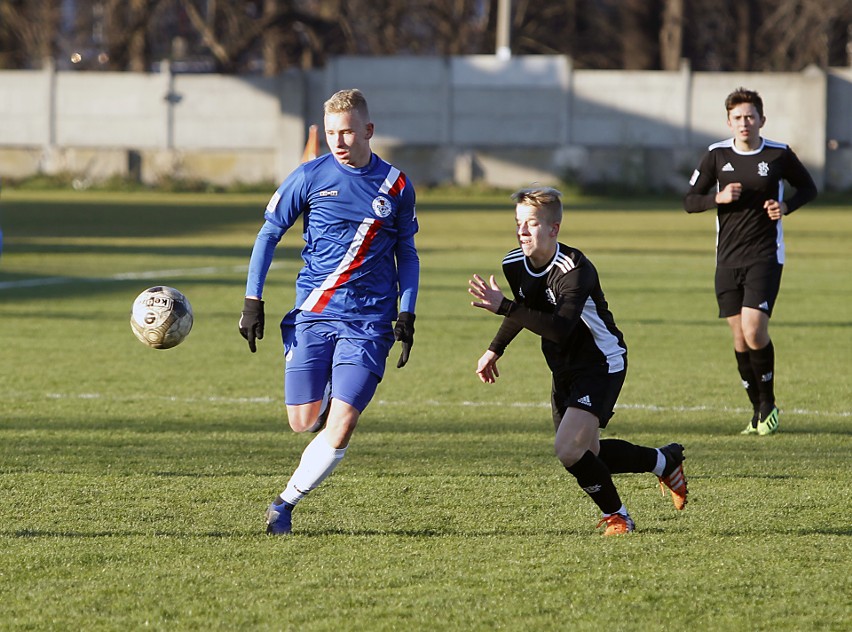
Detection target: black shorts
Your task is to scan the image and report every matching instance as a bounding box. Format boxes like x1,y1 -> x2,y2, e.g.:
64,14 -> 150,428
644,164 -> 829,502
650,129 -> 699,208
715,261 -> 783,318
551,367 -> 627,431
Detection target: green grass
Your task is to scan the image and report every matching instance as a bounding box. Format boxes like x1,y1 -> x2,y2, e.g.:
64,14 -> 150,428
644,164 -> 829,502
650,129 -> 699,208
0,189 -> 850,631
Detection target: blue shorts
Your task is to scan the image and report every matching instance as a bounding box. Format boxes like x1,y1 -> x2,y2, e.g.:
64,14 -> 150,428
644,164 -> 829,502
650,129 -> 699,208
281,317 -> 394,413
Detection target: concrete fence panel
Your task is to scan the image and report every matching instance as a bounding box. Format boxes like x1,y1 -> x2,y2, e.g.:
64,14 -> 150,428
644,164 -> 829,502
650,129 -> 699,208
0,56 -> 846,190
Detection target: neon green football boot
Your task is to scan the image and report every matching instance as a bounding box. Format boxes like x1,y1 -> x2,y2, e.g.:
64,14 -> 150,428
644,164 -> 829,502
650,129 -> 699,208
740,411 -> 759,435
757,406 -> 780,436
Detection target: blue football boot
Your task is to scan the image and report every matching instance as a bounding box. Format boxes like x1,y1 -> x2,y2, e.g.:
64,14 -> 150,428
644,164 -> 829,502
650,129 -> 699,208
265,502 -> 293,535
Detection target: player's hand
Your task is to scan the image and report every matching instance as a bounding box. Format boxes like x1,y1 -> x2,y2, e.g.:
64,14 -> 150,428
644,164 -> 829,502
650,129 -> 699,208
394,311 -> 415,368
239,297 -> 264,353
468,274 -> 506,314
764,198 -> 786,220
476,350 -> 500,384
715,182 -> 742,204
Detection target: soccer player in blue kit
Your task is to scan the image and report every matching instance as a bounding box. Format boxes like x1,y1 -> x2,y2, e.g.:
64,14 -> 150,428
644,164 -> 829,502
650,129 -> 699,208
239,89 -> 419,535
684,87 -> 817,436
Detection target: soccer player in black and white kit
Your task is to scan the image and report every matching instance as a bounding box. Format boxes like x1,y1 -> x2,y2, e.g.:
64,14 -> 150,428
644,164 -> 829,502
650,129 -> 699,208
469,187 -> 687,536
684,87 -> 817,436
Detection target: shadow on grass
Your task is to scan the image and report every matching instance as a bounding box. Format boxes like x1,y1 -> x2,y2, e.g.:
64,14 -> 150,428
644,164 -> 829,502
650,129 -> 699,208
711,526 -> 852,537
10,526 -> 675,538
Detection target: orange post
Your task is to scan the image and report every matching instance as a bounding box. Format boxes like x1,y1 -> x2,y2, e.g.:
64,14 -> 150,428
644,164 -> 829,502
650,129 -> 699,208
301,124 -> 320,163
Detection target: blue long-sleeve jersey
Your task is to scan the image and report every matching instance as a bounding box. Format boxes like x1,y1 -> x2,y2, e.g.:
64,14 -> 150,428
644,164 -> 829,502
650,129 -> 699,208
246,152 -> 419,324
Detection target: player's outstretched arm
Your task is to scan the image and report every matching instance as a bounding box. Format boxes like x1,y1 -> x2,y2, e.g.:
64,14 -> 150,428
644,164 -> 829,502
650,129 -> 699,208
468,274 -> 508,313
476,350 -> 500,384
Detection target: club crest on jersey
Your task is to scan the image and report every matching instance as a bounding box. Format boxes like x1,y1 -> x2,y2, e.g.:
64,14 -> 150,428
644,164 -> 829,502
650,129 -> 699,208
372,195 -> 392,218
758,161 -> 769,177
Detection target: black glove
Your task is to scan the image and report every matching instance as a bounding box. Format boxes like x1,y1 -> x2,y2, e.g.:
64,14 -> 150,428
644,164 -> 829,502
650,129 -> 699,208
239,298 -> 264,353
393,311 -> 415,368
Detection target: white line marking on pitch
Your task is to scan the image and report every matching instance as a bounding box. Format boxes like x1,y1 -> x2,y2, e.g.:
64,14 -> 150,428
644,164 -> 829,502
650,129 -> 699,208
38,392 -> 852,418
0,263 -> 283,291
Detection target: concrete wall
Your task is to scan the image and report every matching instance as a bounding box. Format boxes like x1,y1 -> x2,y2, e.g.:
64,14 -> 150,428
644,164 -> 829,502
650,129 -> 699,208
0,56 -> 848,191
826,67 -> 852,191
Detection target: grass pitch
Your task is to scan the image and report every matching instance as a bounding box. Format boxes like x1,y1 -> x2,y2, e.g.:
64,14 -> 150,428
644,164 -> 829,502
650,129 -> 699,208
0,189 -> 849,631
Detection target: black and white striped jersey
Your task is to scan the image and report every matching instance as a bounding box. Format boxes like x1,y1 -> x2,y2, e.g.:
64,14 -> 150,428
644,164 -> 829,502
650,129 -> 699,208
489,243 -> 627,374
684,137 -> 817,267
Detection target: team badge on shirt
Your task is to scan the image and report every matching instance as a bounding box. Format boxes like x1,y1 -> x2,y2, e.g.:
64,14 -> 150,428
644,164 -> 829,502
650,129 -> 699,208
758,161 -> 769,176
372,195 -> 392,218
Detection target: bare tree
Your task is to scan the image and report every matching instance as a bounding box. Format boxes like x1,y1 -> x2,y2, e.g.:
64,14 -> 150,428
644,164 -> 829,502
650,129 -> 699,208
0,0 -> 61,69
2,0 -> 851,73
97,0 -> 174,71
660,0 -> 684,70
733,0 -> 753,70
682,0 -> 745,71
423,0 -> 491,55
621,0 -> 658,70
511,0 -> 576,55
683,0 -> 852,71
178,0 -> 343,74
753,0 -> 851,70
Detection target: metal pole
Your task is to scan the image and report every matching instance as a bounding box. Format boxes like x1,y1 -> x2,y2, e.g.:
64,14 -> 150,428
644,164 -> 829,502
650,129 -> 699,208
496,0 -> 511,59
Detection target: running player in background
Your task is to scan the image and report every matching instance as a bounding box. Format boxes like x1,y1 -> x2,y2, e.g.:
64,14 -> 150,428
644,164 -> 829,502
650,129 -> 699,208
684,87 -> 817,436
239,88 -> 420,534
469,187 -> 687,536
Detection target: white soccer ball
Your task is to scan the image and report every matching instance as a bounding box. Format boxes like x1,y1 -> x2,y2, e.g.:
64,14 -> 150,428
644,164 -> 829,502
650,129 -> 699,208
130,286 -> 193,349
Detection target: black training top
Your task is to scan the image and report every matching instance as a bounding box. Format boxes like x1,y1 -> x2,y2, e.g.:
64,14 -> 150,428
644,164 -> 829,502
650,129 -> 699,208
684,138 -> 817,267
489,243 -> 627,375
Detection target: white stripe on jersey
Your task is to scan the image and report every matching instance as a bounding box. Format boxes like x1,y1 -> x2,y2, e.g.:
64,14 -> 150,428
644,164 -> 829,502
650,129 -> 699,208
776,180 -> 786,264
715,215 -> 720,255
380,167 -> 401,194
708,138 -> 734,151
764,138 -> 788,150
579,297 -> 626,373
504,248 -> 578,277
552,251 -> 576,274
708,137 -> 787,155
502,248 -> 524,264
299,217 -> 377,312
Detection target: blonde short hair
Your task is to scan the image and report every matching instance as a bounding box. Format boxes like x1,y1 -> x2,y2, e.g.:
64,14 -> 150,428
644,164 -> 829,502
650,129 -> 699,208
511,186 -> 563,223
324,88 -> 370,119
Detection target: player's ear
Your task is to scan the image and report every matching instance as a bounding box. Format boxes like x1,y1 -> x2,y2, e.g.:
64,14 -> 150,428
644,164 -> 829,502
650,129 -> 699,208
550,221 -> 560,237
759,115 -> 766,128
365,122 -> 374,140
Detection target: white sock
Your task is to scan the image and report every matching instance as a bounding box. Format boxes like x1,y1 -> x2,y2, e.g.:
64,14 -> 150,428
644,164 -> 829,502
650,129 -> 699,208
652,449 -> 666,477
605,504 -> 629,518
280,430 -> 347,506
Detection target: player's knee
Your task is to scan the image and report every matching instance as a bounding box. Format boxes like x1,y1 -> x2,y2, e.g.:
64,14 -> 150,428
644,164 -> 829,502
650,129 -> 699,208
743,327 -> 770,350
554,439 -> 585,468
287,417 -> 313,433
286,403 -> 322,432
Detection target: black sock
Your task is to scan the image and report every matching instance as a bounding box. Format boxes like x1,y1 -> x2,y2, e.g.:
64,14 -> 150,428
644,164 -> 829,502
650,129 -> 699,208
565,450 -> 622,515
735,350 -> 761,420
749,341 -> 776,417
598,439 -> 657,474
